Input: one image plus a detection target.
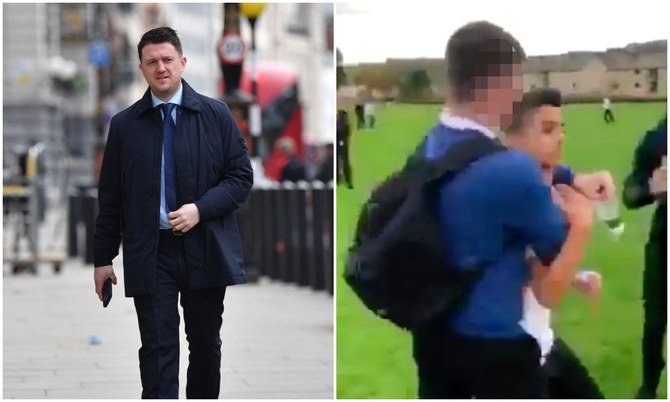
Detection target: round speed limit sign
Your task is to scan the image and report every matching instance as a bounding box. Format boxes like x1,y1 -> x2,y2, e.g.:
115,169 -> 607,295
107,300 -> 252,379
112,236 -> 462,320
218,34 -> 246,65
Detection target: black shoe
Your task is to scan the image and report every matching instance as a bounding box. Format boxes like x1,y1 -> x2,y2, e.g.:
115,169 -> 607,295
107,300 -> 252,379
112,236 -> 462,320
636,386 -> 657,399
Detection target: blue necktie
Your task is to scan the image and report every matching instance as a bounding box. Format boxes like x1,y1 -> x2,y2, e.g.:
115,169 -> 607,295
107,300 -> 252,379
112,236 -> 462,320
160,103 -> 177,212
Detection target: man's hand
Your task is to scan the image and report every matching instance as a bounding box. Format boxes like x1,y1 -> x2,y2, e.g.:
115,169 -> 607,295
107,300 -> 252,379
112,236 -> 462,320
649,166 -> 667,196
574,171 -> 616,202
554,184 -> 594,232
573,271 -> 602,302
94,265 -> 117,301
168,203 -> 200,233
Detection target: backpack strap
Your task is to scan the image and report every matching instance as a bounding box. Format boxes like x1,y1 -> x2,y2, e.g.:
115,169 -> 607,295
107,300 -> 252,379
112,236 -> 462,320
400,137 -> 430,174
425,135 -> 506,183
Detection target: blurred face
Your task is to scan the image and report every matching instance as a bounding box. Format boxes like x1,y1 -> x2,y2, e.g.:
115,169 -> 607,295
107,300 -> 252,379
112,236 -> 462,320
472,63 -> 524,130
139,42 -> 186,101
519,105 -> 565,168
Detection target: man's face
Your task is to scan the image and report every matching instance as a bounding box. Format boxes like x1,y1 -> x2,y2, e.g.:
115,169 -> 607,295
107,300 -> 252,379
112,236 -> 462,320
139,42 -> 186,100
521,105 -> 564,168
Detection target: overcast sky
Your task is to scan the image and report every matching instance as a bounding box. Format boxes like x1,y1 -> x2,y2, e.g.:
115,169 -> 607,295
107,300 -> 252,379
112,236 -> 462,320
337,1 -> 669,64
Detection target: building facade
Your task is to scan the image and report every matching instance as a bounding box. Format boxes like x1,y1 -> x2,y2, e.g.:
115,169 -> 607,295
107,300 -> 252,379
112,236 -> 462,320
341,40 -> 667,101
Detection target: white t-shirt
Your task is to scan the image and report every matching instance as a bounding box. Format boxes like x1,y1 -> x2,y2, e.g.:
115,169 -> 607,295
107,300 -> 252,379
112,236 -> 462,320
519,287 -> 554,365
364,102 -> 375,116
519,247 -> 555,365
602,98 -> 611,109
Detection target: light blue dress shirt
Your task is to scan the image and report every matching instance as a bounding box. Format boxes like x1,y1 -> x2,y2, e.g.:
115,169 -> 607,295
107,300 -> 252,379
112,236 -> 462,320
150,85 -> 183,229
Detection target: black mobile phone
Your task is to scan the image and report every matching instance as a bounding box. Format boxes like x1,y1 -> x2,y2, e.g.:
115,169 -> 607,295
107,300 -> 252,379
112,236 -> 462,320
102,278 -> 112,308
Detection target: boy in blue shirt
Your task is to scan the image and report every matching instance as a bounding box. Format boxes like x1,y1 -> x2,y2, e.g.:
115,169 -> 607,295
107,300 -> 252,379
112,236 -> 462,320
507,88 -> 609,398
411,22 -> 595,399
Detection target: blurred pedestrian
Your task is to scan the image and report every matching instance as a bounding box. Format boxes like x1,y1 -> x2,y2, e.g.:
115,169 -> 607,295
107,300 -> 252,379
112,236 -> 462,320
18,139 -> 46,222
336,110 -> 353,189
364,100 -> 376,129
603,97 -> 615,123
623,115 -> 667,399
230,105 -> 253,156
354,103 -> 365,129
93,27 -> 253,399
316,143 -> 334,183
277,137 -> 307,182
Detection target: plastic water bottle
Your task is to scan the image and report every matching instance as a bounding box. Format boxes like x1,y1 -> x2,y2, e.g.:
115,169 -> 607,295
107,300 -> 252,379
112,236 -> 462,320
594,191 -> 625,239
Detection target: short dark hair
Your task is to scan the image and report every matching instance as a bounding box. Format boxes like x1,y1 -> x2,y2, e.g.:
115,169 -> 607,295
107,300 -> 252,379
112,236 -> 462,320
137,27 -> 182,62
507,88 -> 562,134
445,21 -> 526,102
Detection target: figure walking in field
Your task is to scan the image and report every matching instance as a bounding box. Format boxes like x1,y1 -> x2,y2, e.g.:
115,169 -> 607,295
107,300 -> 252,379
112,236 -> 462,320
364,100 -> 376,129
354,103 -> 365,130
603,97 -> 615,123
336,109 -> 353,189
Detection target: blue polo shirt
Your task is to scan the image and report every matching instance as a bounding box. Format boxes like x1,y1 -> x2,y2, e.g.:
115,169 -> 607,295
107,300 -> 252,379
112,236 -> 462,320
424,116 -> 568,339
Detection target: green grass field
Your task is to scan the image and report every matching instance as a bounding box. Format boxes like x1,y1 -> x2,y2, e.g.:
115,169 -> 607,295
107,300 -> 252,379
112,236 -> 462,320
336,102 -> 668,399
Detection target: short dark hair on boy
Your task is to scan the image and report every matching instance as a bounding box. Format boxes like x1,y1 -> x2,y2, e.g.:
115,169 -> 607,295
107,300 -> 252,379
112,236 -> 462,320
507,88 -> 562,134
445,21 -> 526,102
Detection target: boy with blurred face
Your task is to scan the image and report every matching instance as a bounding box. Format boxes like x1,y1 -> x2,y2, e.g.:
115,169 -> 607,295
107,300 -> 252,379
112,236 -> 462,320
412,22 -> 594,399
506,88 -> 605,398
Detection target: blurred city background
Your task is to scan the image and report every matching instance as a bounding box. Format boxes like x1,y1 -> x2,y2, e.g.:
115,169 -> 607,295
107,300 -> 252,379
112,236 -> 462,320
4,3 -> 334,399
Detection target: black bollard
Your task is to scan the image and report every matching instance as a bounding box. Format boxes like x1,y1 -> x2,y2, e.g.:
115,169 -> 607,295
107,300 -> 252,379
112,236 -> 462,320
276,184 -> 290,282
324,182 -> 334,295
268,186 -> 281,280
311,181 -> 326,291
295,181 -> 310,287
67,188 -> 80,257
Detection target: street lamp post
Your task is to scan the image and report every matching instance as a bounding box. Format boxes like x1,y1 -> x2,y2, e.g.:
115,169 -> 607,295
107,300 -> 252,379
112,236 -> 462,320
239,3 -> 266,159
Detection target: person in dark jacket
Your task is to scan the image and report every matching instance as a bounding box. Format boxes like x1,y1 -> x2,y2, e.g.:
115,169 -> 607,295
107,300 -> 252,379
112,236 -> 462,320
336,110 -> 353,189
354,103 -> 365,129
623,115 -> 667,399
277,137 -> 307,182
93,27 -> 253,399
316,143 -> 334,183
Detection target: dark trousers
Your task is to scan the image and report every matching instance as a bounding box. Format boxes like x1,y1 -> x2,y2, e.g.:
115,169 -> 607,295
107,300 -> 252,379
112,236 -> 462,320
354,105 -> 365,129
604,109 -> 615,123
366,114 -> 376,129
337,145 -> 353,188
413,329 -> 545,399
133,231 -> 227,399
641,240 -> 667,392
544,338 -> 604,398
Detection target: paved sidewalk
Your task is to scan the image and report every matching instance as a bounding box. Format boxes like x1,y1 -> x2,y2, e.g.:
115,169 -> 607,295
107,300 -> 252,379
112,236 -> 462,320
3,259 -> 333,399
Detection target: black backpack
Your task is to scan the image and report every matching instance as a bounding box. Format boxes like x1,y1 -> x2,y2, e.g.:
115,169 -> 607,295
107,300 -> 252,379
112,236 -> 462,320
344,135 -> 505,330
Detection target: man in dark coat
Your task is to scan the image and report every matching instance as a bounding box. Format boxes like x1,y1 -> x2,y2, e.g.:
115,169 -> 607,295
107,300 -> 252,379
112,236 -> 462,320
623,115 -> 667,399
93,27 -> 253,399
